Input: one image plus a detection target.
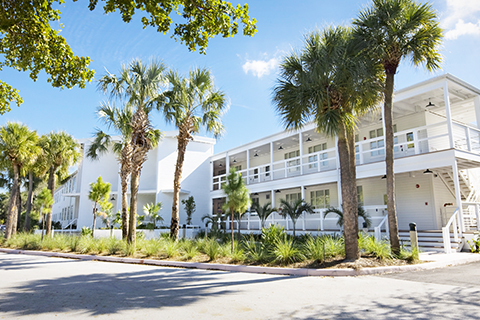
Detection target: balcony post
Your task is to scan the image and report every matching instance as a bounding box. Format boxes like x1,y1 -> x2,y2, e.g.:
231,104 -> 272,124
270,142 -> 274,180
299,132 -> 304,175
210,160 -> 214,191
443,81 -> 455,149
246,149 -> 250,184
474,95 -> 480,130
452,158 -> 465,234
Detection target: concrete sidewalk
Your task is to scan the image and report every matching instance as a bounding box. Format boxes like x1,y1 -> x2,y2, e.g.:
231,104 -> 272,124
2,247 -> 480,276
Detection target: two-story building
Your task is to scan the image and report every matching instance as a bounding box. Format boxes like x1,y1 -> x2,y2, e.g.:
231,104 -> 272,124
210,74 -> 480,252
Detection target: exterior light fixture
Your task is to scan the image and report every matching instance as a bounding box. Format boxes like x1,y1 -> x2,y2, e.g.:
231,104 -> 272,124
110,195 -> 116,201
381,175 -> 387,179
254,153 -> 258,157
275,189 -> 281,193
306,137 -> 312,142
426,100 -> 435,108
253,193 -> 258,196
219,163 -> 223,167
278,146 -> 283,150
233,159 -> 237,163
423,169 -> 433,174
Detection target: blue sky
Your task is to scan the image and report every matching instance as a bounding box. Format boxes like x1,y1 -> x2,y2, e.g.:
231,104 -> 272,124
2,0 -> 480,154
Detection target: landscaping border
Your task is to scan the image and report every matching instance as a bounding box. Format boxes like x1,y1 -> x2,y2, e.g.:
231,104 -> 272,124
2,248 -> 480,277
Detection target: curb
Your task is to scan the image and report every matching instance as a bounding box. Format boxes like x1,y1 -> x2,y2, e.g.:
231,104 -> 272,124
2,248 -> 480,277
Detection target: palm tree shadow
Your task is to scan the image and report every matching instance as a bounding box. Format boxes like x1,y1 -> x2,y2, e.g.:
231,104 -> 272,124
0,259 -> 287,317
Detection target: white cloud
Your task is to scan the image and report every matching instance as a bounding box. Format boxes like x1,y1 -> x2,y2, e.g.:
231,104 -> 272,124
442,0 -> 480,40
445,19 -> 480,40
242,57 -> 279,78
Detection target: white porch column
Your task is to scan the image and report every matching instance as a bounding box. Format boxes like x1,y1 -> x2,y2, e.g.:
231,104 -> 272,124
246,149 -> 250,184
270,142 -> 274,181
443,81 -> 455,149
452,158 -> 465,234
335,136 -> 342,206
301,185 -> 306,231
474,95 -> 480,130
299,132 -> 304,175
209,160 -> 214,191
225,152 -> 230,171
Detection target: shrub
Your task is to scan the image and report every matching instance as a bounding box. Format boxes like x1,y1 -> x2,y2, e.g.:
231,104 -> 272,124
142,239 -> 163,257
242,235 -> 269,263
468,236 -> 480,253
273,236 -> 304,265
262,225 -> 286,248
203,238 -> 221,261
179,240 -> 199,260
81,227 -> 92,237
123,242 -> 137,256
322,235 -> 344,258
359,234 -> 392,260
304,235 -> 326,262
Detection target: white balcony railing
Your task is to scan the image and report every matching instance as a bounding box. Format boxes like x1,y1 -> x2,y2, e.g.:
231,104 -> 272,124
212,121 -> 480,190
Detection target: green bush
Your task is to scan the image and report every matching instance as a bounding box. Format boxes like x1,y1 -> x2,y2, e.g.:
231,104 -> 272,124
273,236 -> 304,265
262,225 -> 287,248
81,227 -> 92,237
468,236 -> 480,253
242,235 -> 269,263
359,234 -> 392,260
179,239 -> 199,260
203,238 -> 222,261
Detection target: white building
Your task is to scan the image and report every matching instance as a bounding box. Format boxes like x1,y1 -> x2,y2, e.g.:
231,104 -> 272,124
52,132 -> 215,230
53,74 -> 480,252
210,74 -> 480,252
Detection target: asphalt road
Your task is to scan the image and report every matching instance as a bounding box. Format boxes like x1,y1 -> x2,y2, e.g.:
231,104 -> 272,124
1,252 -> 480,319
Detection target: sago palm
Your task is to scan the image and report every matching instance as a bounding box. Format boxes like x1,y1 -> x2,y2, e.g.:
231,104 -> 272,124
353,0 -> 443,254
98,59 -> 166,246
273,26 -> 383,260
159,68 -> 227,241
38,131 -> 81,236
252,202 -> 275,229
0,122 -> 40,239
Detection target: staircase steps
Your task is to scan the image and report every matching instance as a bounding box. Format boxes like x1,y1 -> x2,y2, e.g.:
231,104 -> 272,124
398,230 -> 463,252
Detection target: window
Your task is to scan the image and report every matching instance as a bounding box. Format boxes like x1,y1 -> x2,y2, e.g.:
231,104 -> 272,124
284,150 -> 300,173
357,186 -> 364,206
265,165 -> 270,177
251,197 -> 259,208
370,128 -> 385,156
285,192 -> 302,203
310,189 -> 330,209
308,143 -> 328,168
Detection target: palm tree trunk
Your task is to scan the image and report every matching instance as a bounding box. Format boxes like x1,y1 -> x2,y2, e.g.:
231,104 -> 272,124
92,206 -> 97,238
46,167 -> 55,236
5,164 -> 20,239
16,183 -> 21,231
384,70 -> 400,255
347,129 -> 359,232
120,144 -> 132,240
170,131 -> 189,240
337,124 -> 359,261
24,171 -> 34,231
128,168 -> 140,245
230,210 -> 234,252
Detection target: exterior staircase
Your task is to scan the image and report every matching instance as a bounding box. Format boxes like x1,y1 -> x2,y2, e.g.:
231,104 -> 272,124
437,169 -> 478,202
399,230 -> 464,252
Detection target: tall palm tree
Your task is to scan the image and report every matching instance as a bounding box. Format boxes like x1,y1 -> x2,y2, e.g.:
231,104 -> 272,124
87,102 -> 134,240
159,68 -> 227,240
279,199 -> 314,237
0,122 -> 40,239
88,176 -> 111,238
39,131 -> 81,236
252,202 -> 275,229
273,26 -> 383,260
222,168 -> 251,252
353,0 -> 443,255
98,59 -> 166,246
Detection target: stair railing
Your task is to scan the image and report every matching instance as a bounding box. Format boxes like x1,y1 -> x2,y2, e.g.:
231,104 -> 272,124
442,208 -> 459,253
374,214 -> 389,241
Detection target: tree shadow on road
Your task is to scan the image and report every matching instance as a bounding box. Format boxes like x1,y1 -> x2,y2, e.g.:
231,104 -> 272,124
0,258 -> 287,317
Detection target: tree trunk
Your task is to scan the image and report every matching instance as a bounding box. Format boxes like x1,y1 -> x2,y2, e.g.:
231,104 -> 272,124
128,168 -> 140,246
347,129 -> 359,232
24,171 -> 34,231
46,167 -> 55,236
120,144 -> 132,240
170,131 -> 190,240
15,183 -> 21,231
384,70 -> 400,255
92,205 -> 97,238
5,164 -> 20,240
230,209 -> 234,253
337,124 -> 359,261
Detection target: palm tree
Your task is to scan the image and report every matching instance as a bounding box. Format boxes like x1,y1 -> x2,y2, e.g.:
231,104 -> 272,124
353,0 -> 443,255
0,122 -> 40,239
143,202 -> 163,229
251,202 -> 275,229
159,68 -> 227,240
23,153 -> 46,231
87,102 -> 134,240
222,168 -> 251,251
98,59 -> 166,246
88,176 -> 111,238
273,27 -> 383,260
36,187 -> 53,240
324,206 -> 372,229
39,131 -> 81,236
279,199 -> 314,237
181,196 -> 196,225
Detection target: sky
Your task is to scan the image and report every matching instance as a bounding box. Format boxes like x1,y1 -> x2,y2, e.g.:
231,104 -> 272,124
2,0 -> 480,154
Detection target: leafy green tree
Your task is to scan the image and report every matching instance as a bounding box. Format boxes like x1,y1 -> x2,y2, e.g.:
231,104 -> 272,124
0,0 -> 256,114
87,103 -> 134,239
36,187 -> 53,239
353,0 -> 443,255
98,59 -> 164,246
251,202 -> 275,229
222,168 -> 251,251
39,132 -> 81,236
273,27 -> 383,260
159,68 -> 227,240
0,122 -> 40,239
279,199 -> 314,237
88,176 -> 112,238
143,202 -> 163,229
181,196 -> 196,225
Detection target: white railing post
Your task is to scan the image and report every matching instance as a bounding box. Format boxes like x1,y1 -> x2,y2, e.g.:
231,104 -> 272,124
476,204 -> 480,231
442,227 -> 452,253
